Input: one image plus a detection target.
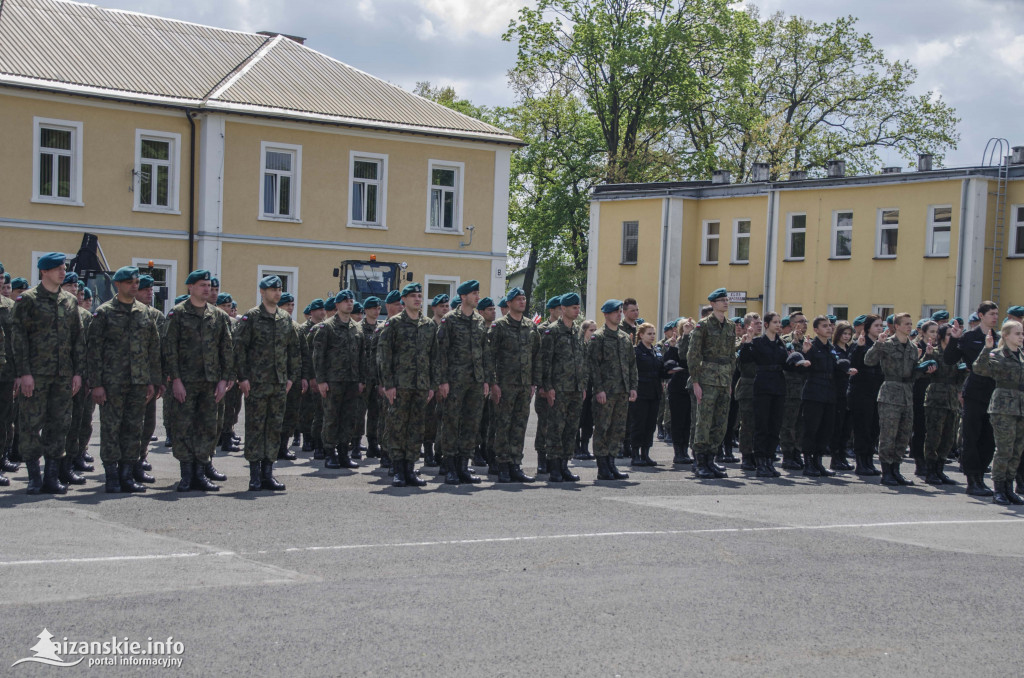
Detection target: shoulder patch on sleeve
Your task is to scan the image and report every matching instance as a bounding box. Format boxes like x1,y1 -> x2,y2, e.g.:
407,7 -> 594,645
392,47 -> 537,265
167,311 -> 174,316
491,322 -> 497,328
241,315 -> 248,320
15,296 -> 22,301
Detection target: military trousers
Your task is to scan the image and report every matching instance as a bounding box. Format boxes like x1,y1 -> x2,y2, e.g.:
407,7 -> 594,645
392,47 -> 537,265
375,389 -> 389,452
779,396 -> 803,455
364,384 -> 380,444
924,407 -> 957,463
282,379 -> 302,440
667,389 -> 692,450
99,383 -> 148,465
67,386 -> 94,455
0,379 -> 14,453
139,393 -> 158,458
960,398 -> 996,476
222,386 -> 242,435
849,395 -> 880,456
692,385 -> 731,455
534,395 -> 551,454
244,382 -> 288,462
162,392 -> 174,445
169,381 -> 219,465
592,392 -> 629,458
321,381 -> 361,450
311,388 -> 325,448
352,382 -> 371,439
387,388 -> 429,462
989,413 -> 1024,483
493,386 -> 532,464
877,401 -> 913,464
736,396 -> 755,455
18,376 -> 73,462
423,395 -> 440,443
546,391 -> 584,460
440,382 -> 486,459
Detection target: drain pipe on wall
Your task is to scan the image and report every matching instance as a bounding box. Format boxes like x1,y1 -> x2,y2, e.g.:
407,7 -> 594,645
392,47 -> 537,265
953,178 -> 969,317
186,109 -> 197,272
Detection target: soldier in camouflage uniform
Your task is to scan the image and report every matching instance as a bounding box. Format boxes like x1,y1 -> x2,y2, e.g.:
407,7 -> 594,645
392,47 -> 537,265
534,296 -> 563,473
475,297 -> 497,470
87,267 -> 162,494
377,283 -> 435,488
234,276 -> 300,491
134,275 -> 165,482
540,292 -> 587,483
487,287 -> 540,483
0,264 -> 17,480
686,288 -> 737,479
10,252 -> 85,494
922,327 -> 962,485
308,296 -> 337,458
217,293 -> 243,454
355,296 -> 382,458
422,293 -> 450,467
0,273 -> 7,485
735,313 -> 761,470
436,280 -> 492,485
163,269 -> 234,492
863,312 -> 934,486
588,299 -> 636,481
61,274 -> 93,482
374,291 -> 404,470
313,289 -> 366,472
299,298 -> 327,456
277,293 -> 309,461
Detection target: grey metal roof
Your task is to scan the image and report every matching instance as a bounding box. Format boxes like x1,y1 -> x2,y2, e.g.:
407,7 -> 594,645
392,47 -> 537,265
0,0 -> 520,144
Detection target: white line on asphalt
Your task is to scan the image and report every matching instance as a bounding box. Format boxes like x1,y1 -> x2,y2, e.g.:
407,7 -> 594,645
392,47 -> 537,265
2,517 -> 1022,567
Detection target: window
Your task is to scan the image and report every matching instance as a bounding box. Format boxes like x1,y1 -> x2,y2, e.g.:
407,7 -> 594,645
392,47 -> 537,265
257,265 -> 299,318
828,305 -> 849,321
926,205 -> 952,257
786,213 -> 806,259
782,304 -> 802,317
1012,205 -> 1024,257
348,151 -> 388,229
731,306 -> 747,318
424,275 -> 460,306
32,117 -> 83,205
876,208 -> 899,257
259,142 -> 302,221
131,257 -> 178,314
872,305 -> 895,320
701,221 -> 720,264
732,219 -> 751,263
922,305 -> 946,320
832,211 -> 853,258
426,160 -> 464,233
621,221 -> 639,264
134,130 -> 180,213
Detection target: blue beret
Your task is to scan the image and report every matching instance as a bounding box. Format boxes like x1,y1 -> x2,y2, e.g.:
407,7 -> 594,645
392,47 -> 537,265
112,266 -> 139,282
309,298 -> 325,311
363,296 -> 381,309
968,312 -> 980,322
185,269 -> 211,285
886,314 -> 895,324
477,297 -> 495,311
279,292 -> 294,304
1008,306 -> 1024,318
561,292 -> 580,306
505,287 -> 525,303
259,275 -> 282,290
138,275 -> 154,290
601,299 -> 623,313
37,252 -> 66,271
352,302 -> 364,313
216,293 -> 232,305
498,297 -> 508,308
732,317 -> 745,326
11,277 -> 29,291
663,321 -> 677,333
401,282 -> 422,297
324,297 -> 336,311
781,317 -> 791,328
210,277 -> 219,287
82,287 -> 92,300
456,280 -> 480,296
384,290 -> 402,304
826,315 -> 838,323
335,289 -> 355,303
953,316 -> 964,326
302,304 -> 311,315
852,314 -> 867,327
546,296 -> 562,310
931,310 -> 950,321
431,293 -> 450,307
174,294 -> 190,304
707,287 -> 728,302
63,271 -> 79,285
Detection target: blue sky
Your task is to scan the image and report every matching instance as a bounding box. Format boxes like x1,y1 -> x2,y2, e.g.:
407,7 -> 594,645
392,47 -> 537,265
98,0 -> 1024,170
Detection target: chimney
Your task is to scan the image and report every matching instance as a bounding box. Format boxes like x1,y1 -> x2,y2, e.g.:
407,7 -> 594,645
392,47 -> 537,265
788,170 -> 807,181
1012,147 -> 1024,165
917,153 -> 933,171
826,159 -> 846,178
257,31 -> 307,45
712,170 -> 731,185
750,162 -> 769,182
881,166 -> 902,174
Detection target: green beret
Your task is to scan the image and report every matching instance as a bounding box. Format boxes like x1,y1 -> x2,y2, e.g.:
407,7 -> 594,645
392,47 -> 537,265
302,304 -> 311,315
498,297 -> 508,308
384,290 -> 401,304
781,317 -> 791,328
456,280 -> 479,296
731,317 -> 745,326
112,266 -> 139,282
210,277 -> 219,287
363,296 -> 381,309
916,319 -> 927,328
546,296 -> 561,310
185,270 -> 211,285
138,275 -> 154,290
852,314 -> 867,327
2,273 -> 10,284
953,317 -> 964,326
505,287 -> 525,303
37,252 -> 67,271
707,287 -> 728,302
663,321 -> 676,333
259,275 -> 282,289
401,282 -> 421,297
826,315 -> 837,323
886,314 -> 895,324
279,292 -> 294,304
477,297 -> 495,311
77,280 -> 85,290
174,294 -> 189,304
11,277 -> 28,291
216,293 -> 232,305
600,299 -> 623,313
431,293 -> 449,307
0,262 -> 3,274
63,271 -> 79,285
230,302 -> 236,309
308,298 -> 325,311
561,292 -> 580,306
335,289 -> 355,303
931,310 -> 950,321
352,301 -> 364,314
324,297 -> 336,311
1007,306 -> 1024,318
969,312 -> 980,322
82,287 -> 92,300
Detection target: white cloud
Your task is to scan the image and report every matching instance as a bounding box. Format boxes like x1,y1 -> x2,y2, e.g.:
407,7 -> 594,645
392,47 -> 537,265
416,16 -> 437,40
357,0 -> 376,22
416,0 -> 528,38
997,34 -> 1024,73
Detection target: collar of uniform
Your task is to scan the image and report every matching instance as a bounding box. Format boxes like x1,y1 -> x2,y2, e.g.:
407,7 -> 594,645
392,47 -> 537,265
34,283 -> 58,300
184,301 -> 209,316
257,303 -> 279,319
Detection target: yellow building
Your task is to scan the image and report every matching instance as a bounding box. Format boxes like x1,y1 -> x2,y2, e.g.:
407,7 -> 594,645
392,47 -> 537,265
588,157 -> 1024,328
0,0 -> 521,314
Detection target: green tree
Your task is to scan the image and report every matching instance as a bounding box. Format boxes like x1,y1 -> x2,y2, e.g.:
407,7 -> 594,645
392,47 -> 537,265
413,81 -> 494,122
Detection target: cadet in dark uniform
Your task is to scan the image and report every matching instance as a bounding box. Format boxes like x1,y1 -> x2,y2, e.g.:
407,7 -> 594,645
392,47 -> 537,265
797,316 -> 856,478
922,324 -> 961,485
849,315 -> 883,475
313,290 -> 366,471
779,312 -> 808,470
663,317 -> 695,465
739,312 -> 786,477
540,292 -> 586,482
686,288 -> 736,479
629,322 -> 668,467
972,321 -> 1024,505
588,299 -> 635,481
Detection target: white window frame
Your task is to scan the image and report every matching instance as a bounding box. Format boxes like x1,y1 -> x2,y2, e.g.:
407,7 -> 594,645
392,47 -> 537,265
828,304 -> 849,321
32,117 -> 84,206
256,265 -> 300,319
731,218 -> 751,264
922,304 -> 946,320
133,129 -> 181,214
131,257 -> 178,310
876,208 -> 899,258
785,213 -> 806,260
30,250 -> 67,286
831,210 -> 853,259
424,274 -> 461,305
782,304 -> 803,317
872,305 -> 895,320
347,151 -> 388,230
1011,205 -> 1024,258
924,204 -> 953,257
701,220 -> 720,264
258,141 -> 302,222
425,159 -> 465,235
621,221 -> 639,264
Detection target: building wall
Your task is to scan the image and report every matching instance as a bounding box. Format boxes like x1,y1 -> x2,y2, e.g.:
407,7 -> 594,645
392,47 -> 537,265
590,198 -> 664,322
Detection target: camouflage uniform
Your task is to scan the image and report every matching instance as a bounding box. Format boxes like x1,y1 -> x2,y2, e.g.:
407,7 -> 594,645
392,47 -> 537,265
972,346 -> 1024,483
436,308 -> 492,461
138,304 -> 167,459
377,309 -> 437,462
11,284 -> 85,462
312,314 -> 366,452
234,304 -> 300,462
541,320 -> 587,460
353,317 -> 380,449
86,298 -> 162,465
533,318 -> 554,459
163,300 -> 234,465
217,316 -> 243,448
297,318 -> 321,448
370,320 -> 389,455
779,333 -> 807,460
308,321 -> 328,452
488,313 -> 541,465
923,346 -> 962,463
281,316 -> 312,446
588,325 -> 638,457
864,336 -> 923,464
67,305 -> 95,460
0,295 -> 15,457
735,354 -> 756,457
686,314 -> 737,457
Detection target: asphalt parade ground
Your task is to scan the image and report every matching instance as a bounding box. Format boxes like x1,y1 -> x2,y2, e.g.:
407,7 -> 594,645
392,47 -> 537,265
2,405 -> 1023,677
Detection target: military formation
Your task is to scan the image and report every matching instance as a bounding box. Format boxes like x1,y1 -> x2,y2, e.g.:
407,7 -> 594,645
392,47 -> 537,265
1,255 -> 1023,505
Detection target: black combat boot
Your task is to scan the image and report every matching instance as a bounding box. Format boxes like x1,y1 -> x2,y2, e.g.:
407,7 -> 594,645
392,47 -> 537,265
1003,480 -> 1024,505
132,460 -> 155,484
405,461 -> 427,487
220,432 -> 240,453
935,462 -> 958,485
473,445 -> 487,467
140,451 -> 152,471
575,437 -> 595,461
204,460 -> 227,481
740,453 -> 756,471
864,453 -> 881,475
350,438 -> 363,460
815,455 -> 836,477
781,451 -> 803,470
25,457 -> 43,494
765,455 -> 781,477
656,424 -> 665,441
293,432 -> 302,447
163,435 -> 173,448
924,459 -> 943,486
596,455 -> 614,480
607,455 -> 629,480
665,430 -> 673,444
719,443 -> 738,464
965,472 -> 991,497
380,449 -> 391,470
423,441 -> 437,467
830,453 -> 853,471
337,443 -> 359,469
191,464 -> 220,492
630,445 -> 644,467
313,435 -> 325,459
458,457 -> 481,484
710,454 -> 729,478
324,444 -> 342,469
176,462 -> 194,492
755,456 -> 774,478
2,447 -> 20,472
510,464 -> 535,483
672,443 -> 693,465
442,457 -> 459,485
537,452 -> 548,474
81,449 -> 93,463
992,481 -> 1011,506
693,453 -> 716,480
973,473 -> 994,496
0,470 -> 7,486
73,450 -> 94,472
880,462 -> 899,486
248,461 -> 263,491
302,435 -> 314,452
913,455 -> 926,478
561,458 -> 580,481
367,438 -> 380,459
497,462 -> 512,483
640,447 -> 659,467
42,457 -> 68,494
392,458 -> 408,487
59,456 -> 87,485
103,464 -> 121,493
890,462 -> 913,485
547,457 -> 565,482
279,435 -> 297,461
118,462 -> 146,493
261,460 -> 286,491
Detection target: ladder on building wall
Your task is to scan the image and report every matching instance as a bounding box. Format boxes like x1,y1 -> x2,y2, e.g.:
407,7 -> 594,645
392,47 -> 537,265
982,138 -> 1010,307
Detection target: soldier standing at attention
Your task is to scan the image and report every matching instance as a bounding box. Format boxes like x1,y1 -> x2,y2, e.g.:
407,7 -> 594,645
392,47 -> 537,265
358,296 -> 382,459
163,270 -> 234,492
476,296 -> 497,471
217,293 -> 242,454
540,292 -> 587,483
686,288 -> 736,479
313,289 -> 366,471
299,298 -> 326,456
277,292 -> 308,461
588,299 -> 636,481
436,280 -> 492,485
308,296 -> 337,458
374,290 -> 404,471
11,252 -> 85,494
734,313 -> 761,471
618,298 -> 640,460
0,263 -> 18,480
487,287 -> 540,483
422,293 -> 450,467
234,276 -> 300,491
922,324 -> 961,486
535,296 -> 563,474
61,273 -> 92,482
378,283 -> 435,488
134,275 -> 164,482
87,267 -> 162,493
779,312 -> 808,470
